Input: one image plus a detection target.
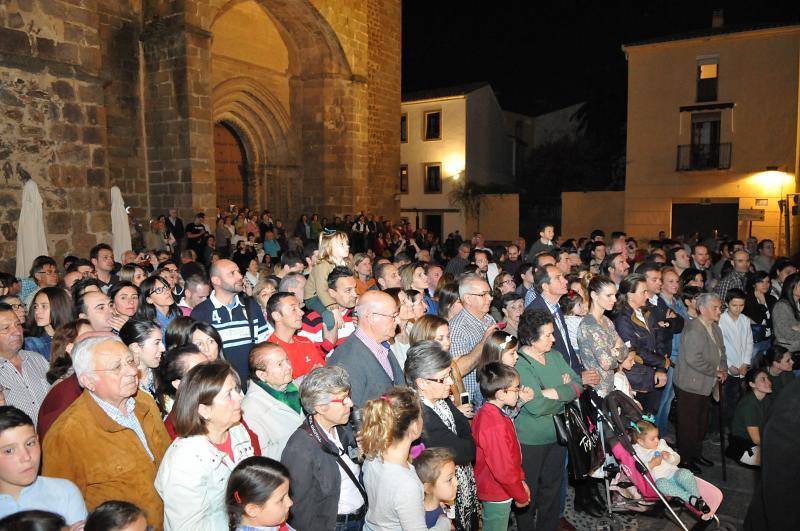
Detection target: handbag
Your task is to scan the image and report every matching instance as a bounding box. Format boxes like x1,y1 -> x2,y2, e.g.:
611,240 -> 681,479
520,353 -> 598,478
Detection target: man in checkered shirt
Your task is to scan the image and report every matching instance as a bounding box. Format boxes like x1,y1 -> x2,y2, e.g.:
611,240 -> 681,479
449,275 -> 496,405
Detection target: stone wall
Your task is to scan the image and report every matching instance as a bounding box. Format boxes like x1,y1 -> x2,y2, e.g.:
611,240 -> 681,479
0,0 -> 401,273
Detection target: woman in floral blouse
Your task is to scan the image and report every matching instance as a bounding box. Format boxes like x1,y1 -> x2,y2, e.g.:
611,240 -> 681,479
577,276 -> 629,396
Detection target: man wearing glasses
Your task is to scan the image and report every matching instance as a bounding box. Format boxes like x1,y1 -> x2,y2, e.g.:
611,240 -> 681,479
328,290 -> 405,408
42,335 -> 171,530
449,275 -> 497,405
22,256 -> 59,307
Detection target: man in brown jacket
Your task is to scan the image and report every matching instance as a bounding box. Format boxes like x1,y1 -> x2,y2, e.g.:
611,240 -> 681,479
42,336 -> 171,530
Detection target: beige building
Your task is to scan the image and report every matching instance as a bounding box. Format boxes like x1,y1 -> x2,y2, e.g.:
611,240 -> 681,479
622,21 -> 800,254
400,83 -> 519,242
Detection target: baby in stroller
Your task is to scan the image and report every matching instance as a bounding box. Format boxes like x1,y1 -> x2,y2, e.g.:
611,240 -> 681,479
630,419 -> 710,515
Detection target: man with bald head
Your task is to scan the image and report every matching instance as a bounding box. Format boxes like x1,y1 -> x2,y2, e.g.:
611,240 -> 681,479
714,249 -> 751,306
42,336 -> 171,528
191,259 -> 269,387
327,290 -> 405,407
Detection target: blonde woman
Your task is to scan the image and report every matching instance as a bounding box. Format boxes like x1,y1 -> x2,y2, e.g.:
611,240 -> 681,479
304,230 -> 350,326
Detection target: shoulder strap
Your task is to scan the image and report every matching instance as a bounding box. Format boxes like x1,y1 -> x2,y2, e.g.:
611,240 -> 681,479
240,296 -> 256,345
303,419 -> 368,508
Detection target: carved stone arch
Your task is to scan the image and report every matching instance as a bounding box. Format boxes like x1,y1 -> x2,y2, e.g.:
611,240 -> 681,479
212,77 -> 299,218
209,0 -> 353,78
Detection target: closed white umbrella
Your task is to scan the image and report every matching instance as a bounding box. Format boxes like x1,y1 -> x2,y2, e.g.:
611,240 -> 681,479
111,186 -> 132,258
15,179 -> 49,278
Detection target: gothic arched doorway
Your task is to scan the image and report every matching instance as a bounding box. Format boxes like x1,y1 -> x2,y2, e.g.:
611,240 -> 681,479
213,122 -> 249,209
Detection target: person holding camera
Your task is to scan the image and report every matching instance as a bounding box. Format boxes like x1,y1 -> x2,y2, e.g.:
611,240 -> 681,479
281,366 -> 366,531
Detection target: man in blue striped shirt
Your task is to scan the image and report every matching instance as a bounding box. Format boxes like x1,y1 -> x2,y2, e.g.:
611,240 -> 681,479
191,260 -> 269,388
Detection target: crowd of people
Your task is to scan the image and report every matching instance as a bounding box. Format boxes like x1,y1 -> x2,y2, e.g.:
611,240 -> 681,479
0,205 -> 798,531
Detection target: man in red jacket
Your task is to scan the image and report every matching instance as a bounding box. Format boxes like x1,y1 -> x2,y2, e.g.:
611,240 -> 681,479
472,362 -> 530,529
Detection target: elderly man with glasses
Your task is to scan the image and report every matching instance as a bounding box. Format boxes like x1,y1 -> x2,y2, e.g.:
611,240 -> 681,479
42,335 -> 171,529
449,275 -> 497,405
328,290 -> 405,408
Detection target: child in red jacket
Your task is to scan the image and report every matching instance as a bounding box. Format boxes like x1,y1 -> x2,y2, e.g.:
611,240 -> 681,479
472,362 -> 531,531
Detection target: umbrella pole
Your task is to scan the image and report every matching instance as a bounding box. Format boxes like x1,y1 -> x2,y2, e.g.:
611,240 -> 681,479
718,381 -> 727,481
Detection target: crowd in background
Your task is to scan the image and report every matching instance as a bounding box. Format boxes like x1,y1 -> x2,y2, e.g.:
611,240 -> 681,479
0,205 -> 798,531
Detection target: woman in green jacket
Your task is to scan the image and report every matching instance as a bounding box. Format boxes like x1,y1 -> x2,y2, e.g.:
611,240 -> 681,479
514,309 -> 580,531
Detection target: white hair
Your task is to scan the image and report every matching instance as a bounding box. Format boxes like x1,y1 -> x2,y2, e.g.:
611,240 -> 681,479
695,292 -> 721,311
71,335 -> 125,385
458,274 -> 485,299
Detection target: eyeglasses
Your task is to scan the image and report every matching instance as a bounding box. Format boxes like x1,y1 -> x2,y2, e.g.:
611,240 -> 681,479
7,303 -> 25,311
328,392 -> 352,404
94,356 -> 139,374
150,285 -> 169,296
504,386 -> 521,393
426,374 -> 454,384
466,291 -> 492,298
372,311 -> 400,320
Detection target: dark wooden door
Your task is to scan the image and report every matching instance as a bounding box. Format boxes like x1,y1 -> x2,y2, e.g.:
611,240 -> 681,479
424,213 -> 443,241
671,202 -> 738,241
214,123 -> 248,209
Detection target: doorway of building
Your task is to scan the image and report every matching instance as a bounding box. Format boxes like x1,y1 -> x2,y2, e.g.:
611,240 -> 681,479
214,122 -> 248,209
424,214 -> 443,242
671,202 -> 738,241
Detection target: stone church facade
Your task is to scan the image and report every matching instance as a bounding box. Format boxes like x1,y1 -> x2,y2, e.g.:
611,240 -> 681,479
0,0 -> 401,269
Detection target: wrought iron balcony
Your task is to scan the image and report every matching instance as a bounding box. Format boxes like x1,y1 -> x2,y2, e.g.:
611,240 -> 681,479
676,143 -> 732,171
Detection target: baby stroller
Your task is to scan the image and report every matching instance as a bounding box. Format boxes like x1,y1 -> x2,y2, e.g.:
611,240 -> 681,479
587,390 -> 725,530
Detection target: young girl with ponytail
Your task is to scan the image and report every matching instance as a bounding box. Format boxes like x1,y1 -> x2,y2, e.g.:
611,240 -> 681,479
360,386 -> 449,530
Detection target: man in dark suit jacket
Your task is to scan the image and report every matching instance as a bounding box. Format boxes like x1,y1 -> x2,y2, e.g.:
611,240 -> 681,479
327,291 -> 405,408
529,265 -> 595,380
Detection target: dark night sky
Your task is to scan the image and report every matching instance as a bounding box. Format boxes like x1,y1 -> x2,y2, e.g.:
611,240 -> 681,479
402,1 -> 800,116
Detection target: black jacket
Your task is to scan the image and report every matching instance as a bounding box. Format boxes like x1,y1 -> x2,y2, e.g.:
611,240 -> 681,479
281,420 -> 361,531
646,296 -> 684,357
421,400 -> 476,466
613,303 -> 669,392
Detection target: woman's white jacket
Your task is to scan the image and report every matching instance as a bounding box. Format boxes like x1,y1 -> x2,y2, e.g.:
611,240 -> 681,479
155,423 -> 255,530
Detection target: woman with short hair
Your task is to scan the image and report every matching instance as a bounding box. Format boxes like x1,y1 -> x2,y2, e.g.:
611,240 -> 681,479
406,340 -> 478,531
281,366 -> 366,531
155,361 -> 256,530
514,309 -> 581,531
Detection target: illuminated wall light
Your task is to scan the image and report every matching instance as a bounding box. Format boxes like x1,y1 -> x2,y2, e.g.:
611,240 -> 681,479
443,152 -> 465,178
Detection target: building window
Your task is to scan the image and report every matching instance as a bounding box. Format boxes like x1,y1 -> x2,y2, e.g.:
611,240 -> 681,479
696,60 -> 718,102
676,111 -> 731,170
399,165 -> 409,193
424,163 -> 442,193
423,111 -> 442,141
400,113 -> 408,143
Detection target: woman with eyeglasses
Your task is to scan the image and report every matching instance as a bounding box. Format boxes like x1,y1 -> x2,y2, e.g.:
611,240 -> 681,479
489,272 -> 516,322
155,360 -> 257,530
23,287 -> 72,360
281,365 -> 366,531
135,275 -> 181,336
405,340 -> 479,531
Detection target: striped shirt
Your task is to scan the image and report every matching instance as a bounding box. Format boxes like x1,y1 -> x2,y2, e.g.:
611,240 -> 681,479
191,291 -> 270,388
89,393 -> 154,460
448,309 -> 495,402
0,350 -> 49,422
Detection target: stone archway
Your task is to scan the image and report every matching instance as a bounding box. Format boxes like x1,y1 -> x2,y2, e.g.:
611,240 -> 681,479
213,122 -> 249,209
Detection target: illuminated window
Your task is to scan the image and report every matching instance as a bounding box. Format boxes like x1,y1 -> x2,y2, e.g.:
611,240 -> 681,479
696,60 -> 718,102
400,114 -> 408,143
399,165 -> 409,193
424,111 -> 441,141
424,163 -> 442,193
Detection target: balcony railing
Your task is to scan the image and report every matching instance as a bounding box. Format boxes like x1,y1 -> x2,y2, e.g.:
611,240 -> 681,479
676,143 -> 732,171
